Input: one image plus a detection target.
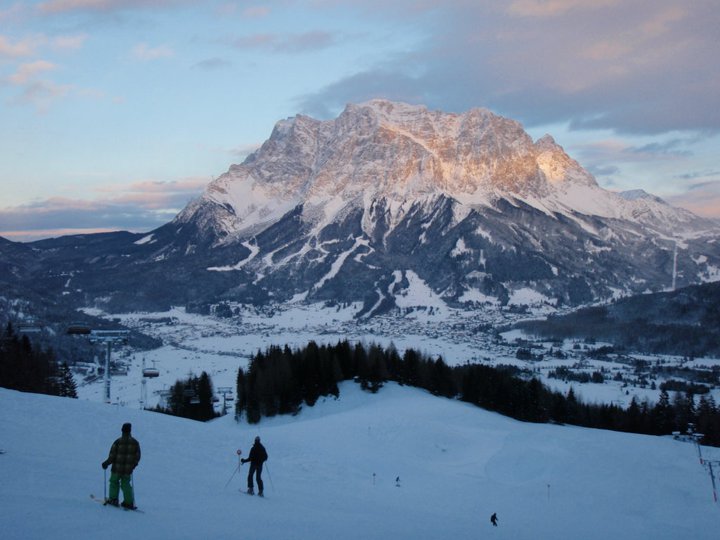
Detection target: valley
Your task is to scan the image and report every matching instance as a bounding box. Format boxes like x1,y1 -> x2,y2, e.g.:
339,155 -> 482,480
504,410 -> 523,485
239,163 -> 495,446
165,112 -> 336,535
75,300 -> 720,419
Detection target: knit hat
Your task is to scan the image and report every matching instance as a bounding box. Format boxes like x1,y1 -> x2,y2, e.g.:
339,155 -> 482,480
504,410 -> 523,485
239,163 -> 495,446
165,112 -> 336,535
122,423 -> 132,433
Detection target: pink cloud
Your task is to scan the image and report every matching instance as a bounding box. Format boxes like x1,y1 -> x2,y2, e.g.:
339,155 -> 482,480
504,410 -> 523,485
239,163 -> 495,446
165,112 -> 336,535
0,35 -> 39,58
7,60 -> 57,85
242,6 -> 270,18
37,0 -> 110,14
93,177 -> 208,196
507,0 -> 621,17
36,0 -> 189,15
53,34 -> 88,50
666,181 -> 720,219
132,43 -> 174,61
4,60 -> 74,111
0,176 -> 208,241
0,228 -> 122,242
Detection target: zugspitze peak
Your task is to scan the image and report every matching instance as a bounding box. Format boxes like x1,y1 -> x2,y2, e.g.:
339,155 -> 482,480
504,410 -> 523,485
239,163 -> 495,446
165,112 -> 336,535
4,100 -> 720,315
178,100 -> 601,240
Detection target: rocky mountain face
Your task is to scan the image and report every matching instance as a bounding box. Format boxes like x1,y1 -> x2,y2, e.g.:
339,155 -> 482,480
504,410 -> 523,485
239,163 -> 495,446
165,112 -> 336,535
2,100 -> 720,316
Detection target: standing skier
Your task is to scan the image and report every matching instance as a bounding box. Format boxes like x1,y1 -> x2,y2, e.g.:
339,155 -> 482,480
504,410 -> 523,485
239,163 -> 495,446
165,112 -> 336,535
490,512 -> 498,527
101,423 -> 141,509
241,436 -> 268,496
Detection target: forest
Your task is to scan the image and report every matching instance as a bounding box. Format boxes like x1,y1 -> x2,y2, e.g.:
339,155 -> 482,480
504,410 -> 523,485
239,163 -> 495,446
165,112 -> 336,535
516,281 -> 720,356
234,340 -> 720,447
151,371 -> 220,422
0,322 -> 77,399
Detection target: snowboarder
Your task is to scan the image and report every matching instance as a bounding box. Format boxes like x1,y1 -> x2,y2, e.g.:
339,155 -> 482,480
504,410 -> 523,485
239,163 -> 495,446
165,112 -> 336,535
101,423 -> 141,509
490,512 -> 498,527
241,436 -> 268,496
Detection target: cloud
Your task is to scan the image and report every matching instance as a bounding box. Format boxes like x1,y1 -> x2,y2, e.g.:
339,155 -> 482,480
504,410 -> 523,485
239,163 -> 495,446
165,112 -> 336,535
241,6 -> 270,18
629,139 -> 693,158
298,0 -> 720,136
507,0 -> 622,17
191,57 -> 232,70
573,136 -> 699,166
2,60 -> 75,111
665,179 -> 720,219
6,60 -> 57,84
0,4 -> 26,22
0,32 -> 86,60
587,164 -> 620,177
0,177 -> 208,241
214,3 -> 271,18
36,0 -> 190,15
0,35 -> 40,58
232,31 -> 338,54
53,34 -> 88,50
132,43 -> 174,60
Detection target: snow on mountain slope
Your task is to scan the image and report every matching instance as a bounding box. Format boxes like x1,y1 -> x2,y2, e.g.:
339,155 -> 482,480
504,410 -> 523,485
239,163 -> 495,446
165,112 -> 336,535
6,100 -> 719,314
177,100 -> 714,241
1,384 -> 719,540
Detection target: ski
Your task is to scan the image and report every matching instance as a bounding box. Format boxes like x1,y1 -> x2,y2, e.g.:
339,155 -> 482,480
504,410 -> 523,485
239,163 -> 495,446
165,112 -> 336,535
240,489 -> 265,498
90,494 -> 144,512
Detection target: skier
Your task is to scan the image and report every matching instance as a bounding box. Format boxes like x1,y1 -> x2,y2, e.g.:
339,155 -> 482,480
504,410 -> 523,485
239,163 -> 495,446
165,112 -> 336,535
241,436 -> 268,496
101,423 -> 141,509
490,512 -> 498,527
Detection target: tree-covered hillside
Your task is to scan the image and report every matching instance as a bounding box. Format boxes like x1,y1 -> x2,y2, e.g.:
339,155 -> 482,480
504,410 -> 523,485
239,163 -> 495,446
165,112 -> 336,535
516,282 -> 720,356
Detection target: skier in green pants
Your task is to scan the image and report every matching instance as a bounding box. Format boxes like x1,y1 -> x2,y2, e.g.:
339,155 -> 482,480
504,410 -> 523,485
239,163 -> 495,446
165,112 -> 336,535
102,423 -> 141,509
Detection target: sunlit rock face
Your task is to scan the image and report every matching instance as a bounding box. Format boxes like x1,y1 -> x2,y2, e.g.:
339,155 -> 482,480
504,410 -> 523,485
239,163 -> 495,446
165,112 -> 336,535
3,101 -> 719,314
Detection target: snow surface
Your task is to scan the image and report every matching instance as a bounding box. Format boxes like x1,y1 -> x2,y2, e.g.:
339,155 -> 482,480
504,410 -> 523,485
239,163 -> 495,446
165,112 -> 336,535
2,383 -> 719,540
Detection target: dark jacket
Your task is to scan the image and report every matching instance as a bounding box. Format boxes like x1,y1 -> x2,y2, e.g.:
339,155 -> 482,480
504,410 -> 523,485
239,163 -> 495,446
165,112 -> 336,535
104,434 -> 141,476
245,442 -> 267,465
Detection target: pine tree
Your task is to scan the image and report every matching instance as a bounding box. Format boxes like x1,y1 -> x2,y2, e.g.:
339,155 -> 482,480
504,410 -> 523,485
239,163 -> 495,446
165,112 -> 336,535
58,362 -> 78,398
652,390 -> 675,434
197,371 -> 215,420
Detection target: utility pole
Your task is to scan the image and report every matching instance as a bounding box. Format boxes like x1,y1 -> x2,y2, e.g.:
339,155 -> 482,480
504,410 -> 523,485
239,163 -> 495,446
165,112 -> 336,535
672,240 -> 678,291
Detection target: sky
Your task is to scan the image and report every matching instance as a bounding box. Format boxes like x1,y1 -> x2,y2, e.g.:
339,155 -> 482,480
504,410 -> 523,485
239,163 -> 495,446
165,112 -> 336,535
0,0 -> 719,241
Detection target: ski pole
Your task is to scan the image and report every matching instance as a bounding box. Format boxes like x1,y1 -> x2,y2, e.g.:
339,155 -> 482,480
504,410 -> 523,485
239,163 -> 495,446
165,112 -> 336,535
103,468 -> 107,501
265,462 -> 274,493
131,473 -> 137,507
224,464 -> 239,488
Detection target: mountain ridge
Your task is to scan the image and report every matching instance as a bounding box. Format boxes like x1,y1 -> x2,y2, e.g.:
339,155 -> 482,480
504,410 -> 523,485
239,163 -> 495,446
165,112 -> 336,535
2,100 -> 720,314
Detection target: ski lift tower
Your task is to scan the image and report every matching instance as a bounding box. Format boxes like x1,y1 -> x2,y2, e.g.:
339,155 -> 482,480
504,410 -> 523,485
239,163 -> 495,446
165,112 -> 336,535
89,330 -> 129,404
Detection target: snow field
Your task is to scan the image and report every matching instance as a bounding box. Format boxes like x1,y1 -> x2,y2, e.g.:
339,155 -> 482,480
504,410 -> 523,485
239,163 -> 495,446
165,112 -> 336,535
1,382 -> 719,540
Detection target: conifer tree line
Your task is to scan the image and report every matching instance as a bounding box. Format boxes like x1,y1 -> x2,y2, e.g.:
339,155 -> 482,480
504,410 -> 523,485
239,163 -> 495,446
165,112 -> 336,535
152,371 -> 219,422
235,340 -> 720,447
0,322 -> 77,398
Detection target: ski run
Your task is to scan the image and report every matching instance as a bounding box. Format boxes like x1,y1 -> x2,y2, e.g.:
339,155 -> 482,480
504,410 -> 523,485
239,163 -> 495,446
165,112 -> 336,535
2,381 -> 720,540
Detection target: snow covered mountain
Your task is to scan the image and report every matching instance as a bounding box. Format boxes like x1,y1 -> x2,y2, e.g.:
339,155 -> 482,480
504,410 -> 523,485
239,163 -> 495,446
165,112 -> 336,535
174,100 -> 708,242
146,100 -> 720,312
2,100 -> 720,314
